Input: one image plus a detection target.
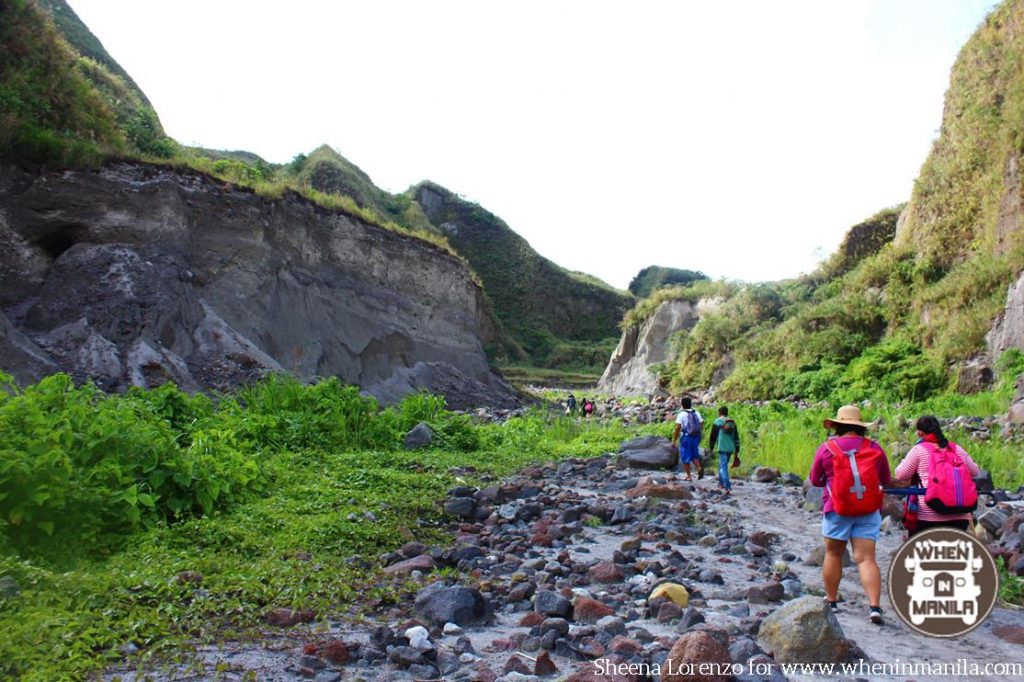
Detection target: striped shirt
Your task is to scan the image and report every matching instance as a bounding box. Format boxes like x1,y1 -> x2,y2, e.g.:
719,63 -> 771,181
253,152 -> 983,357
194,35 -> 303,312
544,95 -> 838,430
894,442 -> 981,522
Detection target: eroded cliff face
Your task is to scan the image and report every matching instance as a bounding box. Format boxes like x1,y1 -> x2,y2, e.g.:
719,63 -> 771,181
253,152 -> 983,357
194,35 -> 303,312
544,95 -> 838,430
0,163 -> 518,409
598,299 -> 702,396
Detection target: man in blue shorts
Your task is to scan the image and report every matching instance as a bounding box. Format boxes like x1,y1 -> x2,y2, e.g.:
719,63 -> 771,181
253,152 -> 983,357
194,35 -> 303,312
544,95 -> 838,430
671,396 -> 704,481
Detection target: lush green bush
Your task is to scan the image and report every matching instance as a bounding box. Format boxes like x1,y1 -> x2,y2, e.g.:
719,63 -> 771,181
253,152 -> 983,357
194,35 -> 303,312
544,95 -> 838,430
0,374 -> 260,558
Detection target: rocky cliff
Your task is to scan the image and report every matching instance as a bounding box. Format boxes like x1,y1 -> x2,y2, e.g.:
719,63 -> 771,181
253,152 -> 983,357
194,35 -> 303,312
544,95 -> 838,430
0,162 -> 518,409
598,299 -> 704,395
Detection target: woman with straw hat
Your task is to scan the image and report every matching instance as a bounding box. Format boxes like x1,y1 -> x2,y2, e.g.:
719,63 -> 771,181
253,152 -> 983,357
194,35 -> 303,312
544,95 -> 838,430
809,404 -> 891,625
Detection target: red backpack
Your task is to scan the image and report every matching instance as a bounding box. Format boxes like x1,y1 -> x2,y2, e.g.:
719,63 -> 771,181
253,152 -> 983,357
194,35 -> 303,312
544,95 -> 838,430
922,441 -> 978,514
825,439 -> 884,516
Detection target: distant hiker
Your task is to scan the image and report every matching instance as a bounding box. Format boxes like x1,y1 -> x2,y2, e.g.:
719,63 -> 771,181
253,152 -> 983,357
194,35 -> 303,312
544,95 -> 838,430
566,393 -> 578,415
708,406 -> 740,494
810,404 -> 890,625
671,396 -> 704,481
582,398 -> 595,417
893,415 -> 980,536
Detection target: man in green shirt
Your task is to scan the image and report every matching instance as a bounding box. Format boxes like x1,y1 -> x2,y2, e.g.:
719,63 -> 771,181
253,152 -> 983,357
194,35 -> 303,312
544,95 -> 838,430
708,406 -> 740,494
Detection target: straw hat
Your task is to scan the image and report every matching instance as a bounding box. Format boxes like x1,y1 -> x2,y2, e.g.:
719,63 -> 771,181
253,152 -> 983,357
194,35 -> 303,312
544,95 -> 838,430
823,404 -> 873,429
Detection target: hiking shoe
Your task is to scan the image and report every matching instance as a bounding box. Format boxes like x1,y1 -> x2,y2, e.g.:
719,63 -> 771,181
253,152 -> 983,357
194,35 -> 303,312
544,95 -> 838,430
869,606 -> 884,624
825,599 -> 838,611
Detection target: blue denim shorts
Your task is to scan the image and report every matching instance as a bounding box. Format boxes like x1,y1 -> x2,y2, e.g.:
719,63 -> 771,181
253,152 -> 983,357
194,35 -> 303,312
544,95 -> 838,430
821,510 -> 881,541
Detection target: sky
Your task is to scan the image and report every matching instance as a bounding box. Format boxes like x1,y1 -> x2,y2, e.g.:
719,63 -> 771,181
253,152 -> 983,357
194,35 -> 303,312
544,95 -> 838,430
68,0 -> 998,290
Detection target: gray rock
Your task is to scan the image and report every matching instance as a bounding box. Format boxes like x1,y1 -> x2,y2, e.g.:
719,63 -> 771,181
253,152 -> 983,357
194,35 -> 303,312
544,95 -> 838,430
0,576 -> 21,599
389,646 -> 427,668
534,590 -> 572,618
405,422 -> 434,449
803,484 -> 824,512
445,496 -> 478,519
595,615 -> 626,635
408,663 -> 440,679
757,596 -> 858,663
979,506 -> 1011,534
617,436 -> 678,470
414,583 -> 488,627
728,636 -> 763,664
780,473 -> 803,486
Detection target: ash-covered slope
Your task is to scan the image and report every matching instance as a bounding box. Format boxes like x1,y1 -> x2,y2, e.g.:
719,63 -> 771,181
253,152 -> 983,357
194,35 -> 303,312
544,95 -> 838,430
0,163 -> 518,409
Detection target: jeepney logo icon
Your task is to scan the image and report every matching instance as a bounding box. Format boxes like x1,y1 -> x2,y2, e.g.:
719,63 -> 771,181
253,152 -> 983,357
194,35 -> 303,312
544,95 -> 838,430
889,528 -> 998,637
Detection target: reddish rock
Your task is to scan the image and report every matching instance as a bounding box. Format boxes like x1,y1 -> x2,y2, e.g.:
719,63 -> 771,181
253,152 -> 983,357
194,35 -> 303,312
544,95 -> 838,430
573,596 -> 615,623
746,531 -> 777,548
657,601 -> 683,622
503,655 -> 533,675
608,635 -> 644,655
530,533 -> 555,547
999,513 -> 1024,537
746,581 -> 785,604
520,611 -> 546,627
662,630 -> 731,682
265,608 -> 315,627
383,555 -> 436,575
535,650 -> 559,675
487,638 -> 517,652
298,667 -> 316,678
322,639 -> 350,665
994,625 -> 1024,644
587,561 -> 625,584
303,643 -> 318,655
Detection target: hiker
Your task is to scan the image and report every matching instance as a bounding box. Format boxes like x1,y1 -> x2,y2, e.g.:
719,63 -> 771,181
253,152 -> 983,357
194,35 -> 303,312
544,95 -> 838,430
671,396 -> 704,481
893,415 -> 980,536
582,397 -> 595,418
566,393 -> 578,416
708,406 -> 740,494
809,404 -> 890,625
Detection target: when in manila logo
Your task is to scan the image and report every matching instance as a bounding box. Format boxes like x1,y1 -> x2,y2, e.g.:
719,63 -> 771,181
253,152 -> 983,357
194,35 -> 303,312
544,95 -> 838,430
888,528 -> 998,637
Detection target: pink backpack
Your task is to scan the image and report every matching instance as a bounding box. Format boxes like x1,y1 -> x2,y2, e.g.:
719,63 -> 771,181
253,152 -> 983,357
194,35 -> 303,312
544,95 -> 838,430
922,441 -> 978,514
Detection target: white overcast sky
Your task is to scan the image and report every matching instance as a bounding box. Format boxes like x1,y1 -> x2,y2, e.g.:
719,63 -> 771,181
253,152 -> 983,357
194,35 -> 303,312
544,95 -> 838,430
68,0 -> 996,290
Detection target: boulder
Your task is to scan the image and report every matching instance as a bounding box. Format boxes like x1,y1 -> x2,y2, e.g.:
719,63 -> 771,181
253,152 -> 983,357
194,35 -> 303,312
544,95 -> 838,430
535,590 -> 573,618
414,583 -> 488,627
750,466 -> 780,483
404,422 -> 434,449
757,596 -> 857,663
617,436 -> 678,470
572,595 -> 615,623
662,630 -> 731,682
384,555 -> 436,576
444,496 -> 478,519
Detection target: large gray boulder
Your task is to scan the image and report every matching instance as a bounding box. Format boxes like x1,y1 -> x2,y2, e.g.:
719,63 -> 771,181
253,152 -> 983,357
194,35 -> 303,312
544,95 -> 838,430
757,596 -> 858,663
617,436 -> 677,470
414,582 -> 488,627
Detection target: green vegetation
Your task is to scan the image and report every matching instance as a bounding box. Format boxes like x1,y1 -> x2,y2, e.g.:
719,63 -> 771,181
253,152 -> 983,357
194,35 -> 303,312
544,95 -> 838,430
0,372 -> 638,680
413,181 -> 633,368
498,365 -> 603,389
2,371 -> 1022,680
628,265 -> 708,299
